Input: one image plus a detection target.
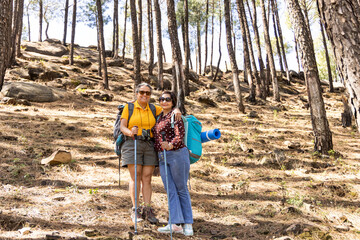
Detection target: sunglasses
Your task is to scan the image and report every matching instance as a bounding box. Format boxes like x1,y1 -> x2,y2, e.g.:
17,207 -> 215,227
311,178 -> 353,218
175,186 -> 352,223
138,90 -> 151,96
159,97 -> 172,102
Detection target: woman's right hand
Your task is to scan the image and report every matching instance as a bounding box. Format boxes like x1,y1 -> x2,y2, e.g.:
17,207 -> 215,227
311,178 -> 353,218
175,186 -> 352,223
129,126 -> 138,137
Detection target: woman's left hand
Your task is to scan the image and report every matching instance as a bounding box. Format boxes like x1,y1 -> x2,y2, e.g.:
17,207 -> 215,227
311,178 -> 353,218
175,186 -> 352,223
161,141 -> 173,151
173,108 -> 182,121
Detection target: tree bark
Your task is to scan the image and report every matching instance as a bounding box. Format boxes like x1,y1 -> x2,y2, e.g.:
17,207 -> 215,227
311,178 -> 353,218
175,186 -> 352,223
0,0 -> 12,91
260,0 -> 279,101
26,1 -> 31,41
286,0 -> 333,153
63,0 -> 69,45
319,18 -> 333,92
122,0 -> 128,60
130,0 -> 141,85
317,0 -> 360,130
154,0 -> 163,89
224,0 -> 245,113
137,0 -> 142,57
10,0 -> 24,64
196,21 -> 201,75
147,0 -> 154,75
203,0 -> 209,75
210,0 -> 215,77
69,0 -> 76,65
294,33 -> 301,73
272,0 -> 291,84
236,0 -> 256,102
39,0 -> 43,42
247,0 -> 267,99
166,0 -> 185,113
213,0 -> 222,82
270,0 -> 284,73
113,0 -> 119,58
183,0 -> 190,95
96,0 -> 109,89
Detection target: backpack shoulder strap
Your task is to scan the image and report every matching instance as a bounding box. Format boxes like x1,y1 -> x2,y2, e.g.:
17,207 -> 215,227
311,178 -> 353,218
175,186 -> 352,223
127,102 -> 134,122
149,103 -> 156,119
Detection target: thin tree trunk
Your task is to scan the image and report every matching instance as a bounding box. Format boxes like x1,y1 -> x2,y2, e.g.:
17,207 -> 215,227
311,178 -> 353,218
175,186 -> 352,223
113,0 -> 119,58
319,18 -> 333,92
294,33 -> 301,73
213,1 -> 222,82
270,0 -> 283,73
184,0 -> 190,95
147,0 -> 154,75
210,0 -> 215,77
273,0 -> 291,84
44,7 -> 49,39
247,0 -> 266,99
39,0 -> 43,42
137,0 -> 142,57
260,0 -> 280,101
27,2 -> 31,41
203,0 -> 209,75
196,21 -> 201,75
122,0 -> 128,60
154,0 -> 163,89
96,0 -> 109,89
236,0 -> 255,102
224,0 -> 245,113
63,0 -> 69,45
286,0 -> 333,153
69,0 -> 76,65
97,22 -> 102,77
130,0 -> 141,85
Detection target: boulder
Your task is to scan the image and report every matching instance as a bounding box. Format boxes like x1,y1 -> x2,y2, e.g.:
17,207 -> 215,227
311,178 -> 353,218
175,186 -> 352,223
22,41 -> 68,57
39,70 -> 69,81
0,82 -> 66,102
41,150 -> 72,165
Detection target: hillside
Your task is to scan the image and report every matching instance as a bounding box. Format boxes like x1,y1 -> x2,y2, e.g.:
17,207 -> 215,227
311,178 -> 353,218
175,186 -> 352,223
0,40 -> 360,240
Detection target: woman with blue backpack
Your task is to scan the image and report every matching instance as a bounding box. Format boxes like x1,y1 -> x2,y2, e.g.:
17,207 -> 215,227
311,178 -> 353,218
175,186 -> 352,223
153,91 -> 194,236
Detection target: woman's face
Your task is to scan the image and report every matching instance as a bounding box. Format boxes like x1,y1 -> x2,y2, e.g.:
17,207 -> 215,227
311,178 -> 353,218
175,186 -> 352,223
159,93 -> 173,111
136,86 -> 151,105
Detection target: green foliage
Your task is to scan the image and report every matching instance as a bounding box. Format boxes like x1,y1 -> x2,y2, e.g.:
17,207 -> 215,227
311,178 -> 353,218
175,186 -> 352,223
79,0 -> 112,28
314,34 -> 337,82
89,188 -> 99,194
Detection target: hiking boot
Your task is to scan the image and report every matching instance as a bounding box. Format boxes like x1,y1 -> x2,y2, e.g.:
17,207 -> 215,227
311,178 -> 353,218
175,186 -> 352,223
157,224 -> 183,234
142,206 -> 159,224
131,207 -> 143,223
183,224 -> 194,236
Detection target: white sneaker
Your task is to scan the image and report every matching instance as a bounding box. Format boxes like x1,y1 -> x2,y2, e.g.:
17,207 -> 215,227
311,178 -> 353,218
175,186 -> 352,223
183,224 -> 194,236
157,224 -> 183,234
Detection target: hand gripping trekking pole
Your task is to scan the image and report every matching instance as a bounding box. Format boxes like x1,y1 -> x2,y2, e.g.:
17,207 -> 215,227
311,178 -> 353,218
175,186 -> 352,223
134,127 -> 138,235
161,131 -> 172,240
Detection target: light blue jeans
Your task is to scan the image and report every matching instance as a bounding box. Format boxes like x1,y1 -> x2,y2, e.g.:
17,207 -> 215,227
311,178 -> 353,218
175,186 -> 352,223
158,147 -> 193,224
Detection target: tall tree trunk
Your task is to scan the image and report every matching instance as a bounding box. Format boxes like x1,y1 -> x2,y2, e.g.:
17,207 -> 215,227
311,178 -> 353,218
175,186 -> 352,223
44,7 -> 49,39
137,0 -> 142,57
10,0 -> 24,65
113,0 -> 119,58
213,2 -> 221,82
27,1 -> 31,41
236,0 -> 255,102
69,0 -> 76,65
63,0 -> 69,45
130,0 -> 141,85
294,33 -> 301,73
96,0 -> 109,89
96,21 -> 102,77
203,0 -> 209,75
247,0 -> 266,99
183,0 -> 190,95
0,0 -> 12,91
259,0 -> 280,101
318,18 -> 333,92
196,21 -> 201,75
273,0 -> 291,84
39,0 -> 43,42
270,0 -> 284,73
122,0 -> 128,60
210,0 -> 215,77
224,0 -> 245,113
317,0 -> 360,130
166,0 -> 185,113
154,0 -> 163,89
286,0 -> 333,153
147,0 -> 154,75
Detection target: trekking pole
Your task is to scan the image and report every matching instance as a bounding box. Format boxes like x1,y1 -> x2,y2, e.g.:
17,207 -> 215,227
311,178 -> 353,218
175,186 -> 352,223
134,127 -> 138,235
161,131 -> 172,240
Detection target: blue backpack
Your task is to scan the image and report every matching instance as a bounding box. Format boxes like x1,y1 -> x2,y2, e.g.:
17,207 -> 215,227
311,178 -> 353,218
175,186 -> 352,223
171,115 -> 202,164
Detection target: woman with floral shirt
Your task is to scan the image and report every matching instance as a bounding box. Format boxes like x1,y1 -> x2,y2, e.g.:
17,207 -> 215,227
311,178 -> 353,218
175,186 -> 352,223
153,91 -> 194,236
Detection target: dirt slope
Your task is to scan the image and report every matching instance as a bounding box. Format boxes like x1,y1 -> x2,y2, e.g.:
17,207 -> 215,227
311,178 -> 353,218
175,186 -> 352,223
0,44 -> 360,240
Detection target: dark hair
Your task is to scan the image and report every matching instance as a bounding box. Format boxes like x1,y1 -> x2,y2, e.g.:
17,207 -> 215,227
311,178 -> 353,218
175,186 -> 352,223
162,91 -> 177,109
135,82 -> 152,93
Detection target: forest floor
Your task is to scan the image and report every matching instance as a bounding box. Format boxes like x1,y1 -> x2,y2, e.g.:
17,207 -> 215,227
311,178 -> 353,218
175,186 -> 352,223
1,43 -> 360,240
